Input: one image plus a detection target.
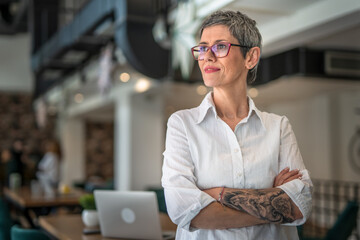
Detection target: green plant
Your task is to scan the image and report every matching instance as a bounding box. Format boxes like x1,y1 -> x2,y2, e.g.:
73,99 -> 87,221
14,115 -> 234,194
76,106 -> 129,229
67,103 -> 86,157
79,194 -> 96,210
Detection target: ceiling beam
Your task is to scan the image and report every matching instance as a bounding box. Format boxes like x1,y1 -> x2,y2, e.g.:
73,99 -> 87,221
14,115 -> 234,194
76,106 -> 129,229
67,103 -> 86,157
260,0 -> 360,56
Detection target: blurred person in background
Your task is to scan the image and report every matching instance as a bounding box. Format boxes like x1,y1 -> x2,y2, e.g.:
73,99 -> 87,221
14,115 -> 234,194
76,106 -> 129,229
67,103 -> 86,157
162,10 -> 312,240
3,139 -> 25,187
21,141 -> 43,184
36,140 -> 62,188
0,148 -> 12,188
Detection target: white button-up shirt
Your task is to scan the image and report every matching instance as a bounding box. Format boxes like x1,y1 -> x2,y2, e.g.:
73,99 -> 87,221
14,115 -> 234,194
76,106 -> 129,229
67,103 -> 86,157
162,92 -> 312,240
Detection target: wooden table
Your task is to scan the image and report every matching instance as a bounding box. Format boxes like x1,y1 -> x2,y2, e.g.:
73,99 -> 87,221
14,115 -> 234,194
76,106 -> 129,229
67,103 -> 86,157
3,187 -> 84,208
3,186 -> 85,226
39,213 -> 177,240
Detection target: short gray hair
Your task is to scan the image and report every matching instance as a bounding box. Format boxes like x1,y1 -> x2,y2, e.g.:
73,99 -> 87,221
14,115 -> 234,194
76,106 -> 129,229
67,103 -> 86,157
199,10 -> 262,84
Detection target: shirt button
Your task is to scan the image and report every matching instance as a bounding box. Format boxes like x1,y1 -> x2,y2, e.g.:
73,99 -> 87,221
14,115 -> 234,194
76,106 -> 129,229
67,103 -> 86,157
238,172 -> 242,177
234,148 -> 239,153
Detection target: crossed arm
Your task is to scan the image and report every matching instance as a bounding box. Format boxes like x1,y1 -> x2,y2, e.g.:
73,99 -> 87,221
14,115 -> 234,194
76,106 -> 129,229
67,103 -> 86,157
191,168 -> 303,229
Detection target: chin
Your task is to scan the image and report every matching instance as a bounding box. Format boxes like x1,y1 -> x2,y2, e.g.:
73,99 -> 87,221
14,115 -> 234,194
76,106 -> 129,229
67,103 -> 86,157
202,75 -> 218,87
203,80 -> 216,88
203,78 -> 222,88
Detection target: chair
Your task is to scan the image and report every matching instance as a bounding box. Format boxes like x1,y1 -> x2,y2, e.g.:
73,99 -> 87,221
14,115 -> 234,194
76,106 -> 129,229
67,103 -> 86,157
10,225 -> 50,240
323,201 -> 359,240
147,187 -> 167,214
299,201 -> 359,240
0,198 -> 14,240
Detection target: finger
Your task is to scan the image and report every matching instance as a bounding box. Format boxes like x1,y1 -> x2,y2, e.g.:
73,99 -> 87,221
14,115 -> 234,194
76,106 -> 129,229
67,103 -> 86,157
273,178 -> 279,187
274,169 -> 299,187
282,173 -> 302,184
275,168 -> 290,184
274,170 -> 297,186
277,167 -> 290,177
282,169 -> 300,180
274,172 -> 302,187
284,173 -> 302,182
273,172 -> 285,187
273,176 -> 281,187
273,172 -> 287,187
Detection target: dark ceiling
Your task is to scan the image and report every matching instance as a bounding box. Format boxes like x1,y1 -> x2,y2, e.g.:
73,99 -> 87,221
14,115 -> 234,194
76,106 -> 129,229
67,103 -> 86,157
0,0 -> 27,34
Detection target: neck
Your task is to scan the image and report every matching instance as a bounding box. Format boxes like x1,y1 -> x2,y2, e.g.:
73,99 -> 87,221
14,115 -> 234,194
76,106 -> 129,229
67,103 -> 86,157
212,85 -> 249,120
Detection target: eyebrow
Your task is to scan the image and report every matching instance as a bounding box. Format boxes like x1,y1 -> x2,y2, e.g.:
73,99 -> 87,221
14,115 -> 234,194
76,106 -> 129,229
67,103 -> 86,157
198,39 -> 229,45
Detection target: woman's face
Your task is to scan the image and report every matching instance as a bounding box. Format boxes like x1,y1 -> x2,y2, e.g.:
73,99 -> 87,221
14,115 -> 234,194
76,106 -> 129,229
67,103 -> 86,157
198,25 -> 248,89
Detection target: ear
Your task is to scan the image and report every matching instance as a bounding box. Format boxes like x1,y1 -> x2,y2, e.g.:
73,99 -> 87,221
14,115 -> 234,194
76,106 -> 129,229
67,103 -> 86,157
245,47 -> 260,70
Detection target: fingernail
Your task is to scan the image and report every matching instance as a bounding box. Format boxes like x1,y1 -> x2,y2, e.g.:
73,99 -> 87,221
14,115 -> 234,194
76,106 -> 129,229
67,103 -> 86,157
285,167 -> 289,170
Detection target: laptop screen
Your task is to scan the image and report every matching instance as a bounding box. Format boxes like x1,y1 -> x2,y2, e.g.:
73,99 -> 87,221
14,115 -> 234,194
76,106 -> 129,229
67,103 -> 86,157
94,190 -> 164,240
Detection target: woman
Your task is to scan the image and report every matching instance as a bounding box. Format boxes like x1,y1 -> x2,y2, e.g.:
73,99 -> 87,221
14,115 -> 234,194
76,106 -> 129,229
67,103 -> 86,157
162,10 -> 312,239
36,140 -> 61,188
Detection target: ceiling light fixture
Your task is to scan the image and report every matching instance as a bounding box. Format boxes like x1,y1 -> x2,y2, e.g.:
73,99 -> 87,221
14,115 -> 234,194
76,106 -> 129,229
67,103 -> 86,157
134,78 -> 151,93
74,93 -> 84,103
119,72 -> 130,82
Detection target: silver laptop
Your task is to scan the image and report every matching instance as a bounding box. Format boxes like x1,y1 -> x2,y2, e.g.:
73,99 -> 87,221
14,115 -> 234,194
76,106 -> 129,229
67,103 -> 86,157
94,190 -> 175,240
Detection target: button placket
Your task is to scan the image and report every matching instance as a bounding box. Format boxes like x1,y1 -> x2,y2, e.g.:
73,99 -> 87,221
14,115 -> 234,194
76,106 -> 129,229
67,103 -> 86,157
234,128 -> 245,188
230,131 -> 244,188
219,118 -> 244,188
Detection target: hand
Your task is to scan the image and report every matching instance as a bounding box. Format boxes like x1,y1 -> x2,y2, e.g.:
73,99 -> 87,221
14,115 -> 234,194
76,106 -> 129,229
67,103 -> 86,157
273,167 -> 302,187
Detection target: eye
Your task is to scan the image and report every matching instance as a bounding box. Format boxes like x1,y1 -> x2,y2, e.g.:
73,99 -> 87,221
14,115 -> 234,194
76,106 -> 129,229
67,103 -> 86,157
199,46 -> 208,52
216,43 -> 227,50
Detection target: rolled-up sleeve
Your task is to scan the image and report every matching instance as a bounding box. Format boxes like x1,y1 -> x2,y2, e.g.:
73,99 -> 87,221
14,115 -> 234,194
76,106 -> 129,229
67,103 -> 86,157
277,116 -> 313,226
161,113 -> 215,231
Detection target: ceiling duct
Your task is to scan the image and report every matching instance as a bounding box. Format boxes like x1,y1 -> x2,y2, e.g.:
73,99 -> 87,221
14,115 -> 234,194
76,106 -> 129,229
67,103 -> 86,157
254,48 -> 360,86
31,0 -> 170,99
324,51 -> 360,78
114,0 -> 170,80
0,0 -> 28,34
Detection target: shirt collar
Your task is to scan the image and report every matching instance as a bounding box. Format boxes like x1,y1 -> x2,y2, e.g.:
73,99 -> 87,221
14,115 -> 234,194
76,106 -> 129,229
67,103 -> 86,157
247,96 -> 266,131
196,92 -> 266,131
196,92 -> 216,124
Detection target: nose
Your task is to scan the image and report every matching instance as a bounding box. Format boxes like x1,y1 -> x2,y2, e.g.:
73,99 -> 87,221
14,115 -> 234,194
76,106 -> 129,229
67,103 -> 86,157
203,48 -> 216,62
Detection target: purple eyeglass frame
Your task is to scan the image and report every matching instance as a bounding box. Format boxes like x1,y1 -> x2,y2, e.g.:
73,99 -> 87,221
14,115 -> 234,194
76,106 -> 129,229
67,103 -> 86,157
191,42 -> 250,60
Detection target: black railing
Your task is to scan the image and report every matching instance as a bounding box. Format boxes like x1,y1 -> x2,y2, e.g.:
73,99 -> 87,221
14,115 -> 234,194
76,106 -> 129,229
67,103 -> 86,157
302,179 -> 360,238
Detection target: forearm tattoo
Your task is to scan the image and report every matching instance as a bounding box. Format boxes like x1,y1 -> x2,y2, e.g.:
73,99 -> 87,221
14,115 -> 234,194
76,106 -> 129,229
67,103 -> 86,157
222,189 -> 296,223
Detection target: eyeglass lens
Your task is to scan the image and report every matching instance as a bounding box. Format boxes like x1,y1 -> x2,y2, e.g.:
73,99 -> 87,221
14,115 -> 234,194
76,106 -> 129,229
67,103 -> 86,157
193,43 -> 230,60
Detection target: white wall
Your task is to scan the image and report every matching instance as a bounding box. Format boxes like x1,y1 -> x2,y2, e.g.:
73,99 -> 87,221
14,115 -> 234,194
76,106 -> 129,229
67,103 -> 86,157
113,87 -> 165,191
131,92 -> 164,190
266,95 -> 332,180
262,91 -> 360,182
114,92 -> 132,190
60,118 -> 86,185
333,92 -> 360,181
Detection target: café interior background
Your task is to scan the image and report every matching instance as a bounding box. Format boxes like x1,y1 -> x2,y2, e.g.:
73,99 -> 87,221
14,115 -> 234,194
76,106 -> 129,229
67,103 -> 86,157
0,0 -> 359,191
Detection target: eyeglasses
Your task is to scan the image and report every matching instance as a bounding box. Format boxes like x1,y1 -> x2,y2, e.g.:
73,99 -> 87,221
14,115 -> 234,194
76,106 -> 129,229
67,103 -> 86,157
191,42 -> 249,61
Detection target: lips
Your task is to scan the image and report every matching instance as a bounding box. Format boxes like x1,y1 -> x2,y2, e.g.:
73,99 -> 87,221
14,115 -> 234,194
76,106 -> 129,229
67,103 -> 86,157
204,66 -> 220,73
